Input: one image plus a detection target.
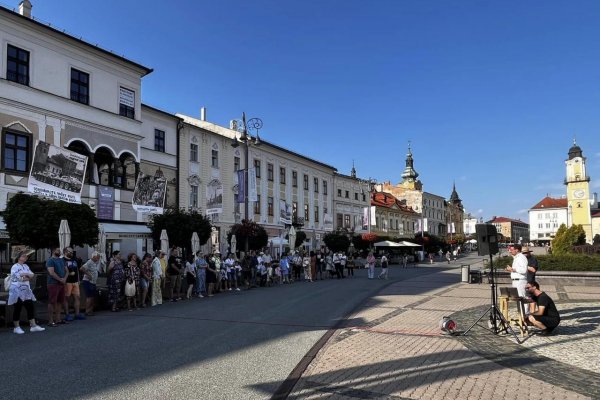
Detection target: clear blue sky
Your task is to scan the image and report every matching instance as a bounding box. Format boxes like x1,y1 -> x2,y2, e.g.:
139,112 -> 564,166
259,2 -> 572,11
19,0 -> 600,222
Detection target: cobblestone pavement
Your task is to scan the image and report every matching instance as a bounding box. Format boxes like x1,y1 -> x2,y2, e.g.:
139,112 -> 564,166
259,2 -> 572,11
287,263 -> 600,400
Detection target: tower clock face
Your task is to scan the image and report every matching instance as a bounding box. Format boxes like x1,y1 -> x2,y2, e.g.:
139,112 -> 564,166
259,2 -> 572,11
573,189 -> 585,199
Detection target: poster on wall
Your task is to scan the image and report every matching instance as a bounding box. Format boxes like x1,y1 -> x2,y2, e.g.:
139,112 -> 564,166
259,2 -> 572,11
237,170 -> 245,203
97,186 -> 114,219
279,200 -> 291,224
132,171 -> 167,214
206,179 -> 223,215
28,141 -> 88,204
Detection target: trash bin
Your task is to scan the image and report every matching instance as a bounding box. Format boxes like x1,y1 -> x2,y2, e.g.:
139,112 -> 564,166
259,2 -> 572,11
469,270 -> 482,284
461,265 -> 470,282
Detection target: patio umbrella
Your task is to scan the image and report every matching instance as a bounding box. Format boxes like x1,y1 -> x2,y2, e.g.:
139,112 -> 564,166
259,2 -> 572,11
191,232 -> 200,255
231,235 -> 237,255
288,226 -> 296,253
58,219 -> 71,251
97,224 -> 107,263
374,240 -> 402,247
160,229 -> 169,255
398,241 -> 421,247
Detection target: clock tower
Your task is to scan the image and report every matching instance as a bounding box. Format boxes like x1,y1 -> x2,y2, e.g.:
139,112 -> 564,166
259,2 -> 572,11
565,140 -> 592,243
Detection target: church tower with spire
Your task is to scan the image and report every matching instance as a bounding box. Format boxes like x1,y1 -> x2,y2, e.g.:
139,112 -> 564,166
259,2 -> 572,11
400,142 -> 422,191
565,139 -> 592,242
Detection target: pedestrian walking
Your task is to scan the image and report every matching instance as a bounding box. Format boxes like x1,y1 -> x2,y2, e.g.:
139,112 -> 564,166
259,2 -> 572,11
366,251 -> 376,279
107,250 -> 125,312
378,254 -> 389,280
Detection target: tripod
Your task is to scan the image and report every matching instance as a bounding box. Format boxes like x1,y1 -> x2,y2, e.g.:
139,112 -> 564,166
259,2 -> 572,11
463,252 -> 522,343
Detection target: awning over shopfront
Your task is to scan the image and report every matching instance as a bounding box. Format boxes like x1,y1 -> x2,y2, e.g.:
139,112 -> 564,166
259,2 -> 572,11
101,223 -> 152,240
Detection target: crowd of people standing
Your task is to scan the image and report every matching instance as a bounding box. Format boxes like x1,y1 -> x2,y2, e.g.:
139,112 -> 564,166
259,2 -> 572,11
6,246 -> 399,334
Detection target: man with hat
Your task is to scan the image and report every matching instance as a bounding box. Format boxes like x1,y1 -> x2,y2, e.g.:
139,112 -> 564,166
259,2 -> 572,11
522,246 -> 539,284
505,244 -> 528,297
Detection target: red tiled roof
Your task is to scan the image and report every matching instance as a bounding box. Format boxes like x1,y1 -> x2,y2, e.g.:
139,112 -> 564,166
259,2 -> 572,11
487,216 -> 528,225
530,196 -> 568,210
371,192 -> 417,214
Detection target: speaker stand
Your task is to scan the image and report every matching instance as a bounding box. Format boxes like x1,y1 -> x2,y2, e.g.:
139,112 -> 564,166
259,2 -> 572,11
463,253 -> 523,344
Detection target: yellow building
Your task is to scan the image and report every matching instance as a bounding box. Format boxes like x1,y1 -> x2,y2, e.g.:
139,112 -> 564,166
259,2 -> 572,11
565,140 -> 593,243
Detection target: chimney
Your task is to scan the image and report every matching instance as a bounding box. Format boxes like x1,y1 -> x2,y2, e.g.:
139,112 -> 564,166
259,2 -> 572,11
200,107 -> 207,121
19,0 -> 32,18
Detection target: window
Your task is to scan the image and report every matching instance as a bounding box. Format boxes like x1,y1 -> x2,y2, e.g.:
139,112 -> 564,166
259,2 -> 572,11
2,130 -> 30,172
70,68 -> 89,105
190,143 -> 198,162
190,185 -> 198,208
292,202 -> 298,220
211,150 -> 219,168
254,159 -> 261,178
345,190 -> 349,198
304,204 -> 310,221
323,180 -> 327,195
254,195 -> 261,214
267,163 -> 274,181
234,156 -> 240,171
268,196 -> 274,216
154,129 -> 165,152
344,214 -> 351,228
303,174 -> 309,190
292,171 -> 297,187
279,167 -> 286,184
119,87 -> 135,119
7,44 -> 29,85
314,177 -> 319,193
354,192 -> 358,200
337,213 -> 343,227
337,189 -> 342,197
314,206 -> 319,222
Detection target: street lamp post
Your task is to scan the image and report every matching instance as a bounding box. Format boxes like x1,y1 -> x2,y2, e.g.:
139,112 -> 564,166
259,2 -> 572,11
231,112 -> 262,253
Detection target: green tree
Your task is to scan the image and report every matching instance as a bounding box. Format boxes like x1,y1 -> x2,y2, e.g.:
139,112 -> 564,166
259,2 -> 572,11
3,192 -> 98,249
227,219 -> 268,252
552,223 -> 586,255
148,207 -> 212,253
593,234 -> 600,246
323,231 -> 351,252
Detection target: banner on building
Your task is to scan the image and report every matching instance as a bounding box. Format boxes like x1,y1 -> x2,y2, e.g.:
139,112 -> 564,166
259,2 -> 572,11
323,213 -> 333,231
98,186 -> 114,219
279,200 -> 291,224
237,170 -> 245,203
206,179 -> 223,215
370,206 -> 376,225
362,207 -> 369,229
28,141 -> 88,204
132,171 -> 167,214
248,168 -> 257,202
450,222 -> 456,234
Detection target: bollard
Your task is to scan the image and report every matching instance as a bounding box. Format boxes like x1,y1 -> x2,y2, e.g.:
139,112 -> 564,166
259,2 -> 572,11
461,265 -> 470,283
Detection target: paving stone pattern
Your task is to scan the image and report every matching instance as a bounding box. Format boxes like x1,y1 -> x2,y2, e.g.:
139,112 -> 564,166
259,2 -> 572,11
288,268 -> 598,400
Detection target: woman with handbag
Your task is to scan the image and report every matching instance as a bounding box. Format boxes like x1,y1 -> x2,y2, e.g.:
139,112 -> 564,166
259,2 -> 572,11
8,251 -> 45,334
107,251 -> 125,312
124,253 -> 140,310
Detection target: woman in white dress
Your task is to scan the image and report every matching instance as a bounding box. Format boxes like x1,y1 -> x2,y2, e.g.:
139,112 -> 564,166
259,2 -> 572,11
8,251 -> 45,334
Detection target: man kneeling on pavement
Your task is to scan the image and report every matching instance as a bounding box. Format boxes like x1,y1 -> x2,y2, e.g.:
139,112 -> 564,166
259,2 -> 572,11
526,281 -> 560,334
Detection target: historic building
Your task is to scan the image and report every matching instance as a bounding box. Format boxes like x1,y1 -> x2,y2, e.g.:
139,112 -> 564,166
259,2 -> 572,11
369,191 -> 419,237
528,196 -> 568,244
565,140 -> 594,243
487,216 -> 530,244
176,111 -> 336,253
375,144 -> 463,238
0,3 -> 157,257
332,164 -> 371,233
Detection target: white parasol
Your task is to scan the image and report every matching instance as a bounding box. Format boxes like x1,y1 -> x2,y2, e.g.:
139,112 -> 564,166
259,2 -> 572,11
231,235 -> 237,255
288,226 -> 296,253
58,219 -> 71,251
191,232 -> 200,255
160,229 -> 169,255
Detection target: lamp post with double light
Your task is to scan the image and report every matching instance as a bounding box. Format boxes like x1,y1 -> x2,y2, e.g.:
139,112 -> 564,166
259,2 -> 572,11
231,113 -> 262,253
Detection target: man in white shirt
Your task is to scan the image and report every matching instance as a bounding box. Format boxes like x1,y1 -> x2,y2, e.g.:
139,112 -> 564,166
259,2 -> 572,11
505,244 -> 528,297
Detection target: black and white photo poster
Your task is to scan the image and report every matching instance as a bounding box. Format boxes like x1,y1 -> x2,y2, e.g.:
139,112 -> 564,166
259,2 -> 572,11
206,179 -> 223,215
28,141 -> 88,204
132,171 -> 167,214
